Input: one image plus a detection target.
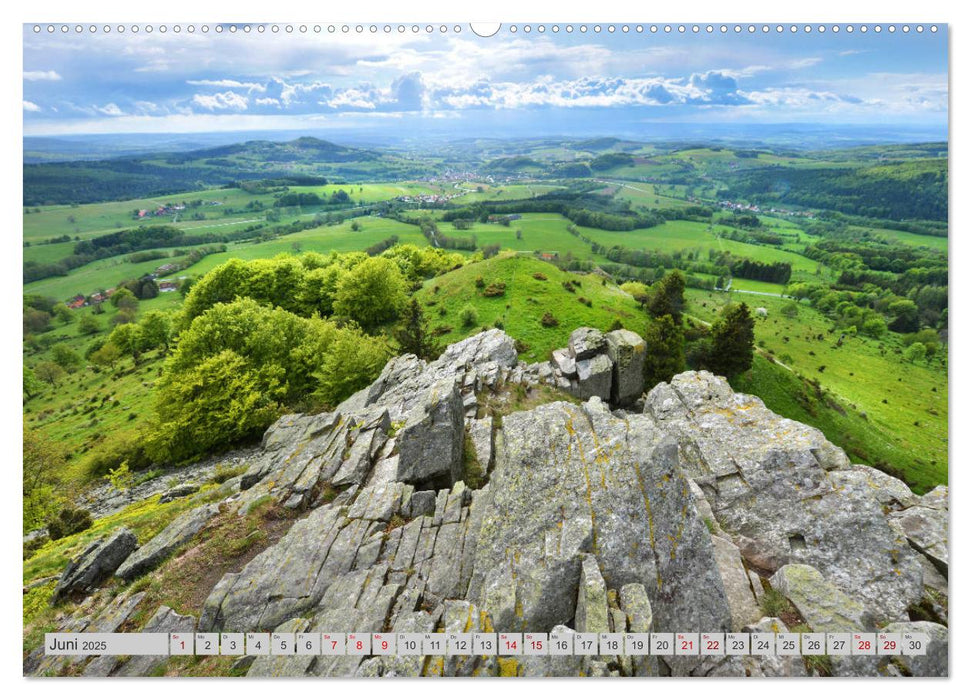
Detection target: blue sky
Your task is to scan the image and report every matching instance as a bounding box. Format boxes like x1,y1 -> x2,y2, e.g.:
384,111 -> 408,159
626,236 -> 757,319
22,25 -> 948,136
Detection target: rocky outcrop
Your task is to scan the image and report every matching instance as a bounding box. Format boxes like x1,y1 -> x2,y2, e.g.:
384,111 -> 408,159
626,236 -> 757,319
394,376 -> 465,488
29,331 -> 948,678
537,327 -> 651,404
644,371 -> 924,623
889,487 -> 948,575
51,527 -> 137,602
605,329 -> 647,405
116,504 -> 219,581
770,564 -> 869,631
711,535 -> 762,630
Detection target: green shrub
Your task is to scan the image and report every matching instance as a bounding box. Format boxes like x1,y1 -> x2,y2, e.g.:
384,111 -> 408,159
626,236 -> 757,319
83,430 -> 153,480
46,506 -> 94,541
313,328 -> 390,407
460,305 -> 479,328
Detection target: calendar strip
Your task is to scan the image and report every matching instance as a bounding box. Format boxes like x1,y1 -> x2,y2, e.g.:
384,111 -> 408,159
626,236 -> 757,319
45,631 -> 930,657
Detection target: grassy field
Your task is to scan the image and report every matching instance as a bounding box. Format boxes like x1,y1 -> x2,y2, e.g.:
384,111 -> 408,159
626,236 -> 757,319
590,181 -> 699,210
687,289 -> 947,491
449,182 -> 564,204
443,213 -> 606,261
415,254 -> 646,363
287,181 -> 442,202
848,225 -> 949,252
22,187 -> 276,243
24,346 -> 164,484
578,219 -> 828,276
729,279 -> 788,295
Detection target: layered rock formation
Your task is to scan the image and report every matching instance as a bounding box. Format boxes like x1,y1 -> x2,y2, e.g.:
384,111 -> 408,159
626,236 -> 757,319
28,329 -> 948,678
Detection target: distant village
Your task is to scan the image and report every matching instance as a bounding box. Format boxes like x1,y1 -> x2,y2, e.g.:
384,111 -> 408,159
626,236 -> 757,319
718,199 -> 816,219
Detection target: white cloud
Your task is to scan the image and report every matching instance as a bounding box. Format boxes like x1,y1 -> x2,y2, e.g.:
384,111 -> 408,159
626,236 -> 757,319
741,87 -> 864,109
186,79 -> 266,93
23,100 -> 41,112
432,72 -> 749,110
23,70 -> 61,81
96,103 -> 125,116
192,91 -> 249,111
326,88 -> 377,111
789,57 -> 823,69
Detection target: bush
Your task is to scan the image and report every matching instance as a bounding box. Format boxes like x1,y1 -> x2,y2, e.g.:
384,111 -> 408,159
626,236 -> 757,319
149,350 -> 283,463
83,430 -> 153,479
333,256 -> 408,329
532,272 -> 547,281
46,506 -> 94,541
482,282 -> 506,297
460,304 -> 479,328
313,328 -> 390,406
862,316 -> 887,339
541,312 -> 559,327
209,464 -> 248,484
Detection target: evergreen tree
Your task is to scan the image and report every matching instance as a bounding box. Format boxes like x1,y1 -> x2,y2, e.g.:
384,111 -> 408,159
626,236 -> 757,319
394,298 -> 441,360
647,270 -> 685,324
708,302 -> 756,377
643,314 -> 685,390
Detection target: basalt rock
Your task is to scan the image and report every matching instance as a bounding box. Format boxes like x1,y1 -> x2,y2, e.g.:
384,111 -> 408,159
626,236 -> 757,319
30,331 -> 947,678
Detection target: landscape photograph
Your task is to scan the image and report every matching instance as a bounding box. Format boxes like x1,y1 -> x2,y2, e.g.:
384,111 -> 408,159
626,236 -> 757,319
22,22 -> 948,678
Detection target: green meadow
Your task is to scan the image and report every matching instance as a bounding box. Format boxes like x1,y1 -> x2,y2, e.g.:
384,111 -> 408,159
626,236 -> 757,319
416,254 -> 645,363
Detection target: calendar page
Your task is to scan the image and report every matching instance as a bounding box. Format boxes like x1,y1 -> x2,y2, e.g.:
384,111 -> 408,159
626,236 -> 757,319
22,19 -> 948,680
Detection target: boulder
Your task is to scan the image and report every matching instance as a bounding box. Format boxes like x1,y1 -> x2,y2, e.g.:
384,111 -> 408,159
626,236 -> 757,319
568,327 -> 607,360
884,621 -> 948,677
770,564 -> 869,631
467,416 -> 494,473
27,331 -> 949,678
551,348 -> 577,377
605,329 -> 646,405
158,483 -> 200,503
570,354 -> 613,401
711,535 -> 762,630
889,504 -> 948,574
575,555 -> 609,633
52,527 -> 137,601
116,504 -> 218,581
405,490 -> 437,519
395,376 -> 465,489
